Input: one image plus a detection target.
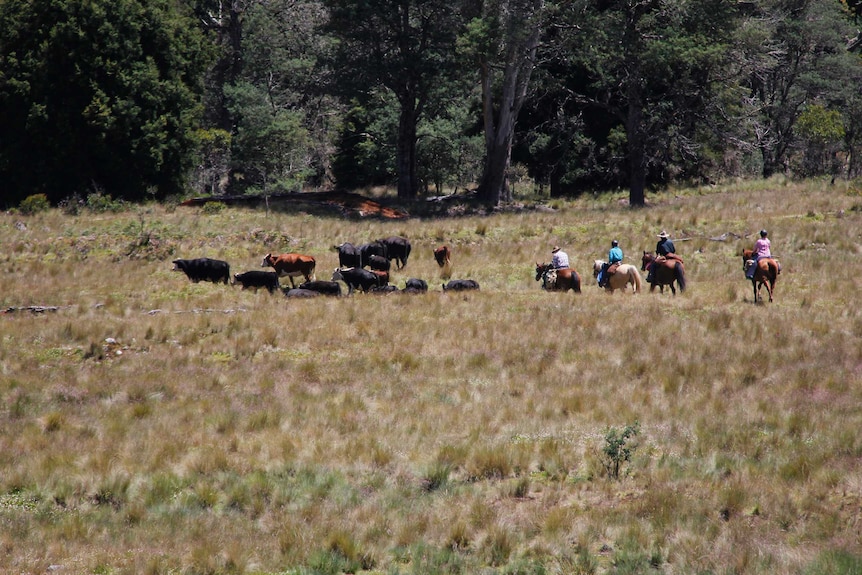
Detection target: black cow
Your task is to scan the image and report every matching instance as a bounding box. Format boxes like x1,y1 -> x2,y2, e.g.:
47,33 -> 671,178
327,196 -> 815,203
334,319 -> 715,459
298,280 -> 342,297
284,288 -> 320,298
404,278 -> 428,292
369,284 -> 399,294
443,279 -> 480,291
367,254 -> 390,271
333,242 -> 362,268
234,271 -> 279,293
172,258 -> 230,284
332,267 -> 379,295
359,241 -> 387,264
379,236 -> 411,269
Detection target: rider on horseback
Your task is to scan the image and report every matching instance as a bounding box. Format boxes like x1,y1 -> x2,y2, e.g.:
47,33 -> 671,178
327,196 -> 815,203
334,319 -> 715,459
746,230 -> 771,279
647,230 -> 676,283
551,246 -> 570,269
544,246 -> 570,289
598,240 -> 623,287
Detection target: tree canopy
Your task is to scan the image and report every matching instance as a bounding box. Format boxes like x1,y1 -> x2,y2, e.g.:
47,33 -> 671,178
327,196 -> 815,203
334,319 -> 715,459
1,0 -> 861,208
0,0 -> 211,206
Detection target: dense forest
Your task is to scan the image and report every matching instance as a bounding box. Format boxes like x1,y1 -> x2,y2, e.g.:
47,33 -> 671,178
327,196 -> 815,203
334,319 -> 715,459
1,0 -> 861,209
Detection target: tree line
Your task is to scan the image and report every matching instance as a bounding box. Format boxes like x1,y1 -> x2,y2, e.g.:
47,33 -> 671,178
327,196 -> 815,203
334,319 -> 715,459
1,0 -> 861,209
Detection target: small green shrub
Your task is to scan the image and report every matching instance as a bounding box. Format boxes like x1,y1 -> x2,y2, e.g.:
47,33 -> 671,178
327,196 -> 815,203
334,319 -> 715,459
18,194 -> 50,214
202,201 -> 227,214
601,422 -> 640,480
86,191 -> 124,212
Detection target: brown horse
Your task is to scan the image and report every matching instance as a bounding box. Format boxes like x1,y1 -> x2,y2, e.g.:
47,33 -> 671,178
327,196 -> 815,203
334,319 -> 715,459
536,263 -> 581,293
742,249 -> 779,302
641,252 -> 686,295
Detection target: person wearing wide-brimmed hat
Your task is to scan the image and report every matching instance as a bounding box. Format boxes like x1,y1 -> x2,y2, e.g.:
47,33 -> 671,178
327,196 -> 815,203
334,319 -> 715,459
550,245 -> 570,269
655,230 -> 675,257
648,231 -> 676,283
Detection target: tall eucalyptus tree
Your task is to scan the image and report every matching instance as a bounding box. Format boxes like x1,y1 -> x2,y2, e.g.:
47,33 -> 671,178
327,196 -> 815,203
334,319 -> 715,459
460,0 -> 546,205
736,0 -> 862,178
323,0 -> 464,198
556,0 -> 737,205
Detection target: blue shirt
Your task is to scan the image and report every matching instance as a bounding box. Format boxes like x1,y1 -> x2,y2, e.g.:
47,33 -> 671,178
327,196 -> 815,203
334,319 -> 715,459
608,246 -> 623,264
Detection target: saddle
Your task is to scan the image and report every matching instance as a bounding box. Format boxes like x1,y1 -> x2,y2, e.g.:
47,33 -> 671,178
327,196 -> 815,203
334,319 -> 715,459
606,262 -> 620,276
746,257 -> 781,276
657,253 -> 683,265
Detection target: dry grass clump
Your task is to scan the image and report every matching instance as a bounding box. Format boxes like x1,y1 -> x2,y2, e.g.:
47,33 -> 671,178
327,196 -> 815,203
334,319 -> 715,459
1,178 -> 862,574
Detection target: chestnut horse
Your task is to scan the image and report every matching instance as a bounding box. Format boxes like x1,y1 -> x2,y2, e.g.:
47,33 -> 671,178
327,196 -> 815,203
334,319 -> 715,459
536,263 -> 581,293
592,260 -> 642,294
742,249 -> 780,302
641,252 -> 686,295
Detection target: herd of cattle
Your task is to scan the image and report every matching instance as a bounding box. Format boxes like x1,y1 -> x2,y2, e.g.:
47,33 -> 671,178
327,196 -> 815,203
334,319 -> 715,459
171,236 -> 480,297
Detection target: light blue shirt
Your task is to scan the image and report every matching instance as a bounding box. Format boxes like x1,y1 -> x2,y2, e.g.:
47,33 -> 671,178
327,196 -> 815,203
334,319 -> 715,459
608,246 -> 623,264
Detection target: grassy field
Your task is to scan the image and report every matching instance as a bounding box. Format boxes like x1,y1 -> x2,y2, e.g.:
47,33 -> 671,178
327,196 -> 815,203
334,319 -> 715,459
2,178 -> 862,575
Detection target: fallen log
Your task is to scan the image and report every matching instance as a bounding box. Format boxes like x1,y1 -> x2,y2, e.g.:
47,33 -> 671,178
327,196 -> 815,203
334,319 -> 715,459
180,190 -> 409,219
2,305 -> 65,314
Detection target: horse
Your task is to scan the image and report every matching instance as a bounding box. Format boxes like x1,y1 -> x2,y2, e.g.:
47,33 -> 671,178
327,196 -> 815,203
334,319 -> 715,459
641,252 -> 686,295
741,249 -> 779,302
592,260 -> 642,294
535,263 -> 581,293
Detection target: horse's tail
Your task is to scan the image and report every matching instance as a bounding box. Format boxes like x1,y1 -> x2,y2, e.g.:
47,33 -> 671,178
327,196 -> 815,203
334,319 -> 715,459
769,259 -> 780,279
630,267 -> 642,293
675,262 -> 686,292
572,271 -> 581,293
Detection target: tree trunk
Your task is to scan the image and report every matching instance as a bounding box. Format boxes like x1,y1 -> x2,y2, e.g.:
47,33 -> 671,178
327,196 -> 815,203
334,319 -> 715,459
626,83 -> 646,207
477,4 -> 542,206
761,144 -> 780,178
623,1 -> 649,207
396,102 -> 419,199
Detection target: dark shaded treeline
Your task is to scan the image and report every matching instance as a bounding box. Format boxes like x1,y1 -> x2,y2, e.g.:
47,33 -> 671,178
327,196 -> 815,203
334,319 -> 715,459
1,0 -> 861,209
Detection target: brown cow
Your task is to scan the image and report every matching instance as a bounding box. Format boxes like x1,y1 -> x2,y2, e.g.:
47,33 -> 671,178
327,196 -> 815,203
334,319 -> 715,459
433,245 -> 451,268
370,270 -> 390,286
261,253 -> 316,288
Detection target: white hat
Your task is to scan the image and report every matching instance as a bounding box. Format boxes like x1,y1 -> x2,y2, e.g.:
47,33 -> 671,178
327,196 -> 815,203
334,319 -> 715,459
552,246 -> 560,253
657,230 -> 669,239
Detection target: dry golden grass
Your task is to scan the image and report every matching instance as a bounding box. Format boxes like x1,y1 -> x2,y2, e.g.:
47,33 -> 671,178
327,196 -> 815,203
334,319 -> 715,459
1,177 -> 862,574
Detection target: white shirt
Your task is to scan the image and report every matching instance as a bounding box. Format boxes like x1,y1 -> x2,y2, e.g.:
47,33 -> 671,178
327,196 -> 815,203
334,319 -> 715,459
551,250 -> 569,269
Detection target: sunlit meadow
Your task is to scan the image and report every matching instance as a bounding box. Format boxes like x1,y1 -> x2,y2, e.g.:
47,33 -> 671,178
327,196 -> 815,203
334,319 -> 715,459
2,177 -> 862,574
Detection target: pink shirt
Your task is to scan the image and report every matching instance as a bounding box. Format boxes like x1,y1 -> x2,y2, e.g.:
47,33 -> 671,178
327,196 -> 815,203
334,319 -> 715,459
753,238 -> 771,258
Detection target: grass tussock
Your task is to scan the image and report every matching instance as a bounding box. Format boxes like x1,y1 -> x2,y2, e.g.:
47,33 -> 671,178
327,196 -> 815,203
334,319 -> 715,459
1,178 -> 862,573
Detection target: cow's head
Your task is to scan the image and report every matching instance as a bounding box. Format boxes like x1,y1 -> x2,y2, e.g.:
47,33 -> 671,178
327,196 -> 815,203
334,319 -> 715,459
261,253 -> 273,268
